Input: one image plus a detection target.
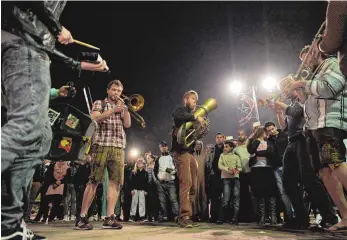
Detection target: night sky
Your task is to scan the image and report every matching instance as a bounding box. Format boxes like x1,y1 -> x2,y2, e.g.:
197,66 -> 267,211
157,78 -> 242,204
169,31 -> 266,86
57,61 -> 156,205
50,1 -> 327,156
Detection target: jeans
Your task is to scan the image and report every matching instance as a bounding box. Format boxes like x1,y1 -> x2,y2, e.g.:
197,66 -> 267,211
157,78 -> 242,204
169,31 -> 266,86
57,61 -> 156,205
63,184 -> 76,216
218,178 -> 240,221
1,39 -> 52,233
157,181 -> 179,217
283,136 -> 337,224
273,167 -> 294,220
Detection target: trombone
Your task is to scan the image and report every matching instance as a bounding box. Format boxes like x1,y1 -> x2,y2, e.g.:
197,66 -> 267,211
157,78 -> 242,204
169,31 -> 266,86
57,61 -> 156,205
117,94 -> 146,128
258,21 -> 326,108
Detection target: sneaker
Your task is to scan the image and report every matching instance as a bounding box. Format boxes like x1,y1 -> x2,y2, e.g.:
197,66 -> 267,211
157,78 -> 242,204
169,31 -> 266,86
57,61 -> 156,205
75,217 -> 93,230
88,216 -> 94,222
63,215 -> 70,221
128,216 -> 135,222
93,214 -> 99,221
70,215 -> 76,222
103,215 -> 123,229
179,218 -> 193,228
2,225 -> 47,240
141,218 -> 148,223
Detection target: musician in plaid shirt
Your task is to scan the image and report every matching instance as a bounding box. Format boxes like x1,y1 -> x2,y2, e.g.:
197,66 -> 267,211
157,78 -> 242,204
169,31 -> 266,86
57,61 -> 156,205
76,80 -> 131,230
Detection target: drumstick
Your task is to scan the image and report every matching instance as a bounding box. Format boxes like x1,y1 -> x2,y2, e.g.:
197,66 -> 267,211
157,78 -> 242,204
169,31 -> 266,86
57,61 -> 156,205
73,39 -> 100,50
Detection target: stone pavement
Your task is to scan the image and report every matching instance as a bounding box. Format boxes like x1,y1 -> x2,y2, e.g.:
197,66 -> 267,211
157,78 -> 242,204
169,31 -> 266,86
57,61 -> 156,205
28,222 -> 347,240
28,221 -> 347,240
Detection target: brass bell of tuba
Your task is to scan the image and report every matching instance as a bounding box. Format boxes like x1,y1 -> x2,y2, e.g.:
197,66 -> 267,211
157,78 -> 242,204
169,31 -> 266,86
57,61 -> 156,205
177,98 -> 217,148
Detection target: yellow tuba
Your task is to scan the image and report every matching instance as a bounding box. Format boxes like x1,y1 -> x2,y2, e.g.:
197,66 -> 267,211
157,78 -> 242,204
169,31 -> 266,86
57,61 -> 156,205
177,98 -> 217,148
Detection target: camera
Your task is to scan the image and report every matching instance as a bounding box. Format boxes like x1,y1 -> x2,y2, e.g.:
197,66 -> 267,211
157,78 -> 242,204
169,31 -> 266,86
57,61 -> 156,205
66,81 -> 76,98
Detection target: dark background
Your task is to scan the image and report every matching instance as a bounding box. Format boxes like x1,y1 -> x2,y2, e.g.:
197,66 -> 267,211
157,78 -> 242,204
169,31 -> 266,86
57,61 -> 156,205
51,1 -> 327,155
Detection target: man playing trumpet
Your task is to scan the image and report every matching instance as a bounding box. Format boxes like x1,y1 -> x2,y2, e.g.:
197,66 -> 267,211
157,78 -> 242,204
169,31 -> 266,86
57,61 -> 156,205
284,44 -> 347,231
271,78 -> 338,229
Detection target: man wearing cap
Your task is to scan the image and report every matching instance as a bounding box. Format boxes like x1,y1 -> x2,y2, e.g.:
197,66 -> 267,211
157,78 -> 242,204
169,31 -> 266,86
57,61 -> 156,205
171,90 -> 205,228
154,141 -> 179,222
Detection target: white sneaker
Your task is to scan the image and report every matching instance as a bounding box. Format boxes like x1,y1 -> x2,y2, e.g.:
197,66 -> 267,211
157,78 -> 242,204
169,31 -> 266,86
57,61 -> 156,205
2,222 -> 47,240
93,214 -> 99,221
315,214 -> 322,225
88,216 -> 94,222
63,215 -> 70,221
70,215 -> 76,221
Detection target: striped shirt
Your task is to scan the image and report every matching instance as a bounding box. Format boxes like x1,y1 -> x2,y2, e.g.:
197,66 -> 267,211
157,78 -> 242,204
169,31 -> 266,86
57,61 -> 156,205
304,57 -> 347,131
92,98 -> 126,148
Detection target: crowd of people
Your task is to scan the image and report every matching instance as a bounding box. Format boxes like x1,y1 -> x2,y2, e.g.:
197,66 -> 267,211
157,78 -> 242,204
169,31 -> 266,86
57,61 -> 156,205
23,123 -> 346,230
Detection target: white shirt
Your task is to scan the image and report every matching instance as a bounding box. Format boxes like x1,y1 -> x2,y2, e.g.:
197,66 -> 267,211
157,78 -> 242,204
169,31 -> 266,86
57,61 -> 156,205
157,155 -> 176,181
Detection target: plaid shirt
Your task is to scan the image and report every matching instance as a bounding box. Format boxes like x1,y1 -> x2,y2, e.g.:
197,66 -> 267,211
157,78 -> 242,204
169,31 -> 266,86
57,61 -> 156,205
304,57 -> 347,131
92,98 -> 126,148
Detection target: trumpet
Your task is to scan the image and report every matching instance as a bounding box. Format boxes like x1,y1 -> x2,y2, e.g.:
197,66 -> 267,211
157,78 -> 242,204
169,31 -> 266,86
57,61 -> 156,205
117,94 -> 146,128
258,21 -> 326,108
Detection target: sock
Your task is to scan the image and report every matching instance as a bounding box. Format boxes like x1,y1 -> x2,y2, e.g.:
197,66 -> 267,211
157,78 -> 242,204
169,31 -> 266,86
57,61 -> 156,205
80,214 -> 86,218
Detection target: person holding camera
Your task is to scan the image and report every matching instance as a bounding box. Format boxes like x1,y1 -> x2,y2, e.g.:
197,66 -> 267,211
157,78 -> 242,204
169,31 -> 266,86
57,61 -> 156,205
154,141 -> 179,222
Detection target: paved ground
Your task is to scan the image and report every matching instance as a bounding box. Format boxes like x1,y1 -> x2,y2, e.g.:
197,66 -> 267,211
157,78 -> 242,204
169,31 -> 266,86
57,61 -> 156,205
28,221 -> 347,240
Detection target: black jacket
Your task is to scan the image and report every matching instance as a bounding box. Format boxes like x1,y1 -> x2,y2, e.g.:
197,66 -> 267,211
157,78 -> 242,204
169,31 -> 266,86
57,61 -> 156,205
130,169 -> 149,191
2,1 -> 81,71
171,106 -> 196,153
267,130 -> 288,168
247,139 -> 276,167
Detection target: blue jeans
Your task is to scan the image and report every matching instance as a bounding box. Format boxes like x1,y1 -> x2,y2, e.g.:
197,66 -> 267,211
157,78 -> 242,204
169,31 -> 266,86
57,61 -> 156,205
273,167 -> 294,220
157,181 -> 179,217
1,39 -> 52,232
218,178 -> 240,221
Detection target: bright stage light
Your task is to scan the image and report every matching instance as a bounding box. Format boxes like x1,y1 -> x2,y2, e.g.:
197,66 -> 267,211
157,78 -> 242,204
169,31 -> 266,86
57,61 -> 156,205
229,80 -> 243,95
129,148 -> 139,158
262,76 -> 277,91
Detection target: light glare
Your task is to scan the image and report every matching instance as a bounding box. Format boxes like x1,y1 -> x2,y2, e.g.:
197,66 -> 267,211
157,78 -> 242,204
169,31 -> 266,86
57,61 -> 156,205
229,81 -> 243,95
262,76 -> 277,91
129,148 -> 139,158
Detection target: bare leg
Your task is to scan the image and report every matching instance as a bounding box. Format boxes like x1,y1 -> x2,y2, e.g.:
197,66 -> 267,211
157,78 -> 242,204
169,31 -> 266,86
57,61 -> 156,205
80,183 -> 98,216
334,163 -> 347,191
320,168 -> 347,230
106,181 -> 120,217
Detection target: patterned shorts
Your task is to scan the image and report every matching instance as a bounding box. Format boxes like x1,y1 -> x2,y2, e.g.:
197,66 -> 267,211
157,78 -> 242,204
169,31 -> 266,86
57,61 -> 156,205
89,145 -> 124,184
306,128 -> 347,170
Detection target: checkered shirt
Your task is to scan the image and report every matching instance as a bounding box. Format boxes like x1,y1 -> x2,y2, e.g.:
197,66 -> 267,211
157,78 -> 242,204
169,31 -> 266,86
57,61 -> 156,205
92,98 -> 126,148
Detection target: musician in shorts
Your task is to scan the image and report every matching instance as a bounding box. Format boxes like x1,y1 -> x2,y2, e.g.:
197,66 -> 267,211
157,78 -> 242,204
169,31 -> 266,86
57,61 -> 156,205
171,90 -> 205,228
75,80 -> 131,230
287,45 -> 347,231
